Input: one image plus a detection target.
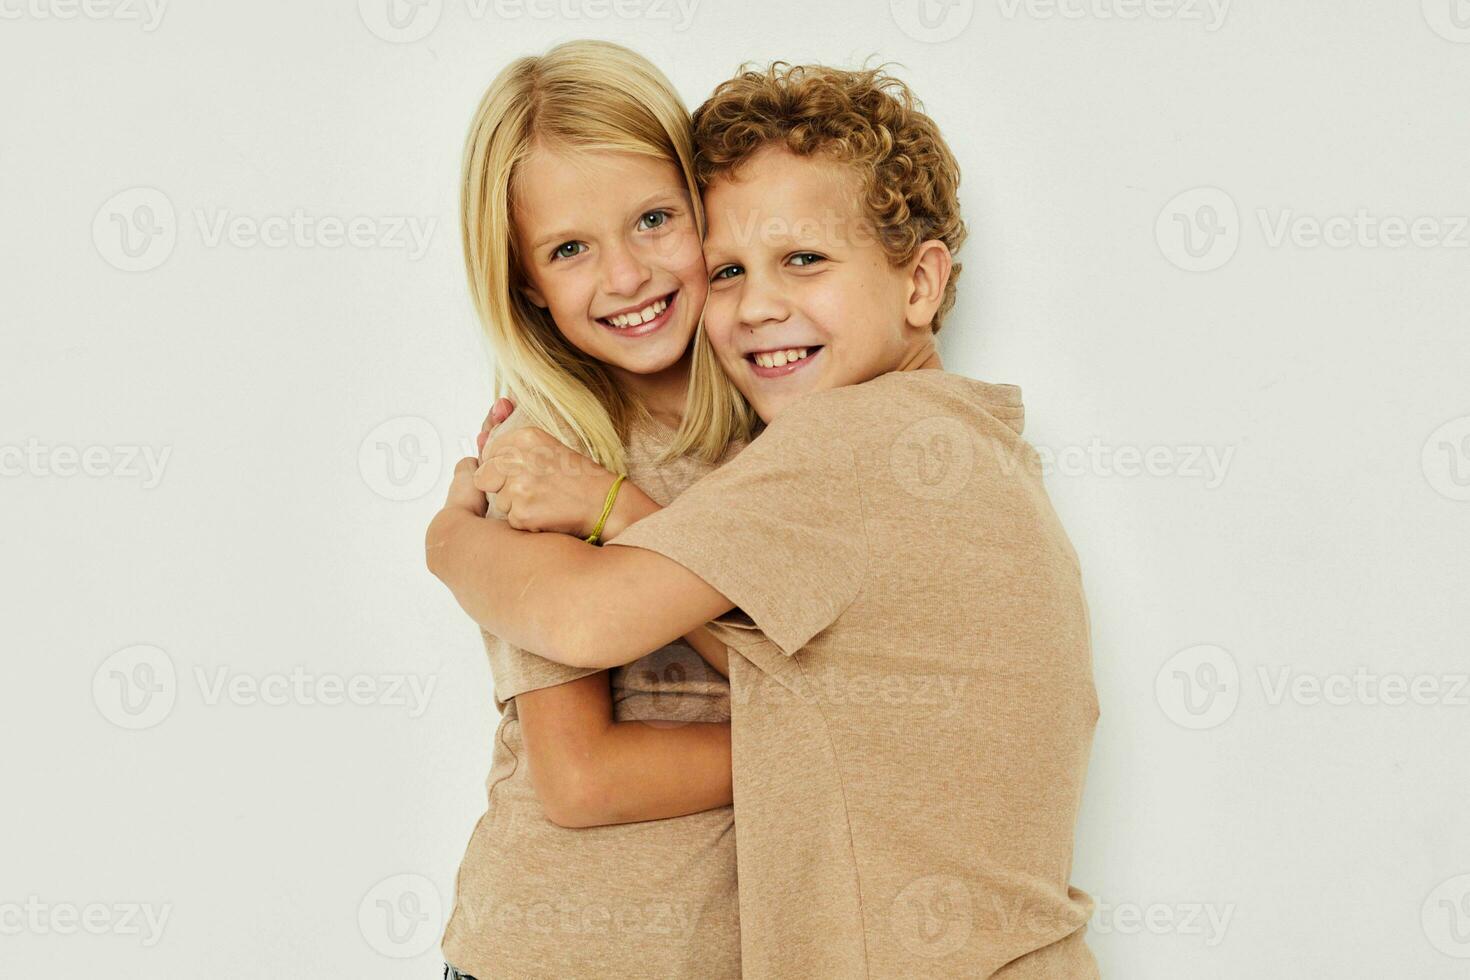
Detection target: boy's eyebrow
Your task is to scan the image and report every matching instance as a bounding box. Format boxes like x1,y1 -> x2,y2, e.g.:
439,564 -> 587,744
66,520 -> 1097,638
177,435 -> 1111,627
528,190 -> 688,253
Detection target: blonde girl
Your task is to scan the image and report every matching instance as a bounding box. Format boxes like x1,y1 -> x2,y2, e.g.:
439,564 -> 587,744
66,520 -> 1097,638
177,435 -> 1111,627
438,39 -> 754,980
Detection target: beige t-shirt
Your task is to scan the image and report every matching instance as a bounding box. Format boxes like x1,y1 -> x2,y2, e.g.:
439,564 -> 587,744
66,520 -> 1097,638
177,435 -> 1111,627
441,413 -> 743,979
614,370 -> 1101,979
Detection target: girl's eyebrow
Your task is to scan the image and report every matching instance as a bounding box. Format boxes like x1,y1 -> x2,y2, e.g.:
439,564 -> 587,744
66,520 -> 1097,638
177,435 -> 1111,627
529,191 -> 687,253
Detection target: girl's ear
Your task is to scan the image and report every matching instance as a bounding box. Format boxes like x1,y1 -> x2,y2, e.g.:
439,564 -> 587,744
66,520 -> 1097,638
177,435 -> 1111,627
521,284 -> 548,309
904,240 -> 953,330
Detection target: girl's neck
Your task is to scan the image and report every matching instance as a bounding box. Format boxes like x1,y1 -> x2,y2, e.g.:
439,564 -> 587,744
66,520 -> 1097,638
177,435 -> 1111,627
608,354 -> 691,429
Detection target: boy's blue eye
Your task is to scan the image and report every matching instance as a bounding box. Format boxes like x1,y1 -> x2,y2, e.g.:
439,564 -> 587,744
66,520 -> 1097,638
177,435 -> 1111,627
711,264 -> 743,282
551,241 -> 586,261
638,209 -> 671,231
789,252 -> 824,267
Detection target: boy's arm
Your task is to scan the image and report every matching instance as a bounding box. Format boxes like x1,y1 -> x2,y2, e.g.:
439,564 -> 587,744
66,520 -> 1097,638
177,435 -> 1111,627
515,672 -> 731,828
426,459 -> 734,669
591,483 -> 731,677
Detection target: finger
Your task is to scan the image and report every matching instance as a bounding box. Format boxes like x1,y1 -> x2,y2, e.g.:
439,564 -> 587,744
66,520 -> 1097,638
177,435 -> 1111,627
491,397 -> 516,426
474,459 -> 507,495
447,458 -> 487,515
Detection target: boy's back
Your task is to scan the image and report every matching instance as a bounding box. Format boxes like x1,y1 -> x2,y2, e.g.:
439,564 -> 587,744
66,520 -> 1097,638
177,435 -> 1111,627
614,368 -> 1100,978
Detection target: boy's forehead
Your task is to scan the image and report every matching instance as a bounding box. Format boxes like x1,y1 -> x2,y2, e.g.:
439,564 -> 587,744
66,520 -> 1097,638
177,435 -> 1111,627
703,146 -> 869,251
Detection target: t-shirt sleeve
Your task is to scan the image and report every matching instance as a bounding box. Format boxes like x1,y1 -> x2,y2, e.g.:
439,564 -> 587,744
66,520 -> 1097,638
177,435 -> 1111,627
482,628 -> 600,712
609,402 -> 868,657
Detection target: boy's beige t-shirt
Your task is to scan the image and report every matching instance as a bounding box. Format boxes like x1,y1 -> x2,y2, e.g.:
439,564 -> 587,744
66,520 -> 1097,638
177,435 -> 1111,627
613,370 -> 1101,979
441,412 -> 743,980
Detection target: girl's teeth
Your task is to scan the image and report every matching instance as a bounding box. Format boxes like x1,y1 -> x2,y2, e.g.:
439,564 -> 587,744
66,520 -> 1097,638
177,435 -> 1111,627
607,296 -> 668,328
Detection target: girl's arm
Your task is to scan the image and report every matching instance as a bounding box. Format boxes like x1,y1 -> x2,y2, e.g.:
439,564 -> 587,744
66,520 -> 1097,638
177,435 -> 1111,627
427,459 -> 732,670
514,671 -> 731,828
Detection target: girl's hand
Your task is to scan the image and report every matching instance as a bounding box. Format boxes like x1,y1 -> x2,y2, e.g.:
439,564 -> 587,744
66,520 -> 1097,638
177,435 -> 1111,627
475,426 -> 621,537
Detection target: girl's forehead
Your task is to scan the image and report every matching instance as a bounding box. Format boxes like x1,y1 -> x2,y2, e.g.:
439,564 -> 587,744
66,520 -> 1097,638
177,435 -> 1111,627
514,148 -> 688,226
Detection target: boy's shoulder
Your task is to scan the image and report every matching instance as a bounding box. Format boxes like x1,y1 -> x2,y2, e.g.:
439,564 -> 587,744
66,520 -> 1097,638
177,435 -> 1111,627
768,369 -> 1027,443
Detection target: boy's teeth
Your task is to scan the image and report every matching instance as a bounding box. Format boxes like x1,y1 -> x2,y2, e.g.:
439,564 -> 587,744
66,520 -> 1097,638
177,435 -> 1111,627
753,347 -> 809,368
606,295 -> 668,328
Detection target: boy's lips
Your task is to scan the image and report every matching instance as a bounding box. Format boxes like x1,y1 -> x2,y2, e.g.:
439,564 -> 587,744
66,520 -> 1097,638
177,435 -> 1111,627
745,344 -> 824,379
595,290 -> 678,339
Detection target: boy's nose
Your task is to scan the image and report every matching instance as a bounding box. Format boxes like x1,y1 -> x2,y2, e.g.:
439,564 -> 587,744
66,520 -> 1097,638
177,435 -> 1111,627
736,274 -> 790,328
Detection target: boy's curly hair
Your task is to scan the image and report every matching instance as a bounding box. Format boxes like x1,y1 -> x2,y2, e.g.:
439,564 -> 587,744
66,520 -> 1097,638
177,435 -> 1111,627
692,62 -> 966,332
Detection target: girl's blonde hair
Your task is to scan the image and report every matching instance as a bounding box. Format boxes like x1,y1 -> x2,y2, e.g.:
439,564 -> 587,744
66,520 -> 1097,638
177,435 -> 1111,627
461,39 -> 755,471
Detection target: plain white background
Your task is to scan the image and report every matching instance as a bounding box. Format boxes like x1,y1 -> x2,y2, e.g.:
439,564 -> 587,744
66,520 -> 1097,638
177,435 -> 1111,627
3,1 -> 1468,976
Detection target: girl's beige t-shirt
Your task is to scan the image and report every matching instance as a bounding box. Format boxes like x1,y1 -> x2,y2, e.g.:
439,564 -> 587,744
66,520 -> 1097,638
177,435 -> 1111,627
441,413 -> 743,980
612,370 -> 1101,979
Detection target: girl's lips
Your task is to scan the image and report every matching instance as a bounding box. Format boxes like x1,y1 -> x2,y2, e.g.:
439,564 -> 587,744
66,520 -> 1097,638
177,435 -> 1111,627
596,291 -> 677,339
747,346 -> 823,380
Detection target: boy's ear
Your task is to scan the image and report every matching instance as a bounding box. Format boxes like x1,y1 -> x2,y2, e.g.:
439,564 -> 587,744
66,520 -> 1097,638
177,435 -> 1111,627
904,240 -> 953,331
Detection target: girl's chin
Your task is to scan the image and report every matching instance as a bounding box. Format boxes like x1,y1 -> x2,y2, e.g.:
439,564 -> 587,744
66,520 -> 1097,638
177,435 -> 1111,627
598,341 -> 691,377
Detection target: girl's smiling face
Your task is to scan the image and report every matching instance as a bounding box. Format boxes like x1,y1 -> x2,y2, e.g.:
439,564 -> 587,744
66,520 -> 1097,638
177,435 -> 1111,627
513,145 -> 708,379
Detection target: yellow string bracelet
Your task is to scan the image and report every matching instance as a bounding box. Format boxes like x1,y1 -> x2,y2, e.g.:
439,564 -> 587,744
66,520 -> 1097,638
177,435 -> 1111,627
585,474 -> 626,546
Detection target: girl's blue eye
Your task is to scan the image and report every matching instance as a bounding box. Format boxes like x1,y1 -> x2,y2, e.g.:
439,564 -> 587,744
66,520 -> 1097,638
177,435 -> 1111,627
638,210 -> 671,231
790,252 -> 824,267
711,264 -> 743,282
551,241 -> 586,261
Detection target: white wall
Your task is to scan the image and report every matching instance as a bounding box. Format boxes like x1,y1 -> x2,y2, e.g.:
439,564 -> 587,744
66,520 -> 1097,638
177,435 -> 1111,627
2,2 -> 1467,977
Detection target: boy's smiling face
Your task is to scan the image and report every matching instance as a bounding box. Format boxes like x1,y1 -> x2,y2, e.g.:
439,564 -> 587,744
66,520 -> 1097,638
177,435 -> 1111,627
700,145 -> 947,422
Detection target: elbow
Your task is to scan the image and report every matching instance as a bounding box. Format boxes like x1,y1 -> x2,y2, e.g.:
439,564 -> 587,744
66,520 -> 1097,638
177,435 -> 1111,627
535,760 -> 619,829
539,616 -> 632,672
424,510 -> 453,582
